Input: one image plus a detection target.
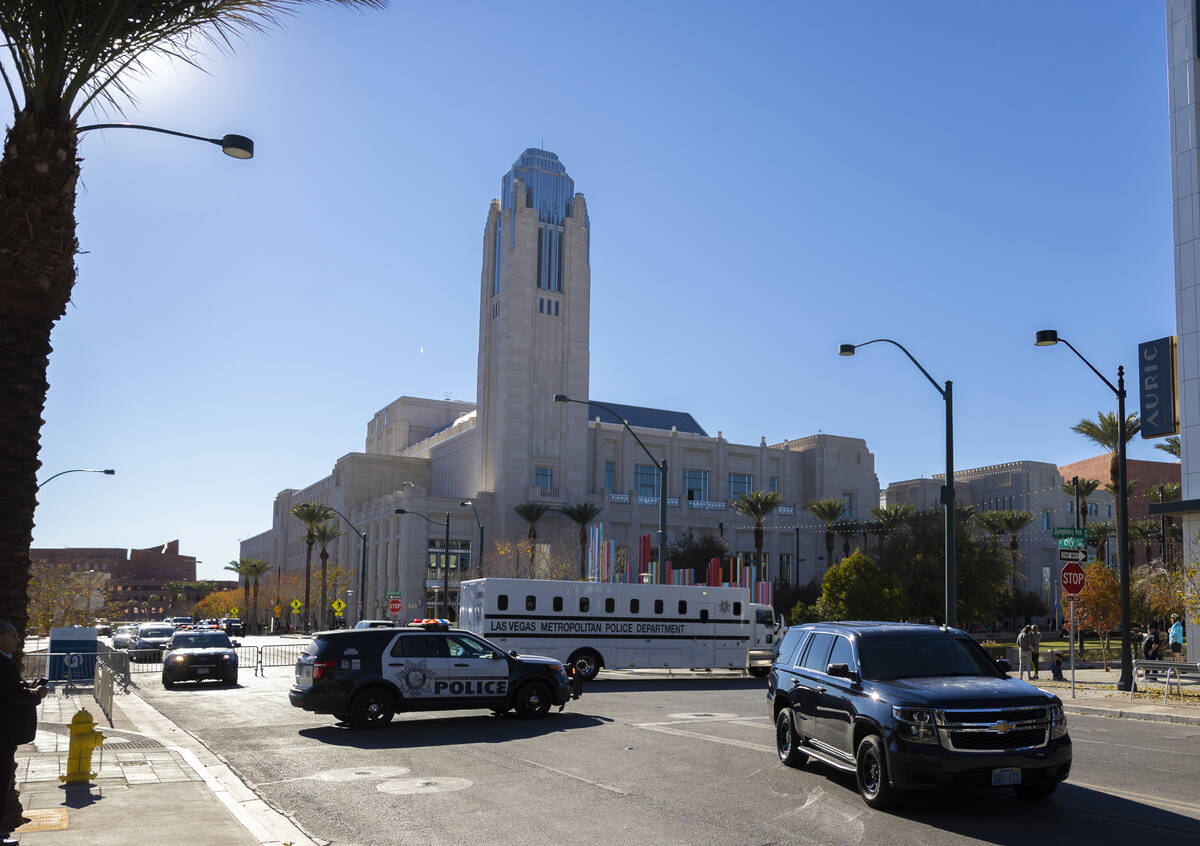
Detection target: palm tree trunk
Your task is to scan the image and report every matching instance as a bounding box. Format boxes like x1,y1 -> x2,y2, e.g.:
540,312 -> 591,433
320,549 -> 329,630
251,578 -> 260,635
242,580 -> 250,625
303,542 -> 314,631
527,528 -> 537,579
0,114 -> 79,649
579,527 -> 587,580
824,530 -> 834,571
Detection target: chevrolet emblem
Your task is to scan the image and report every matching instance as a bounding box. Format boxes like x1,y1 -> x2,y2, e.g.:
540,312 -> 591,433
992,721 -> 1015,734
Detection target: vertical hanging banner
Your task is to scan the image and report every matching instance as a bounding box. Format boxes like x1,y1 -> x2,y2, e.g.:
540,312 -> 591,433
1138,336 -> 1178,438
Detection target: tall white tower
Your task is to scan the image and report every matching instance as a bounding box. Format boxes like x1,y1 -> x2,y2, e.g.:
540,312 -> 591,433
476,149 -> 591,540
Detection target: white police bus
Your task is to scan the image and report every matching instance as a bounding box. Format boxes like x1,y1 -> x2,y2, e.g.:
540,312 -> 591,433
458,578 -> 782,681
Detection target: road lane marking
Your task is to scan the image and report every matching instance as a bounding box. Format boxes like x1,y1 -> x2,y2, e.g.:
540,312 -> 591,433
634,723 -> 775,754
518,759 -> 628,795
1070,738 -> 1181,755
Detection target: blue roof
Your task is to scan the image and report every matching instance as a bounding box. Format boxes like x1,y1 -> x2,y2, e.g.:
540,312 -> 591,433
587,401 -> 708,437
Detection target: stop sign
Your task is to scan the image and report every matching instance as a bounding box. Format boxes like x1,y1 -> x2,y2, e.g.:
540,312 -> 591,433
387,598 -> 403,615
1061,562 -> 1086,601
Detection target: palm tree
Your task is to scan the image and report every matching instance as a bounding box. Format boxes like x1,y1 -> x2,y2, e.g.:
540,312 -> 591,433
834,520 -> 855,561
1129,520 -> 1159,565
1149,483 -> 1182,565
991,510 -> 1035,586
1059,478 -> 1100,527
240,559 -> 272,634
312,522 -> 343,629
1072,412 -> 1141,491
730,491 -> 783,572
224,560 -> 253,624
559,503 -> 603,580
806,497 -> 846,572
0,0 -> 383,672
513,503 -> 551,578
1087,520 -> 1114,564
869,504 -> 916,546
290,503 -> 334,630
1154,434 -> 1181,459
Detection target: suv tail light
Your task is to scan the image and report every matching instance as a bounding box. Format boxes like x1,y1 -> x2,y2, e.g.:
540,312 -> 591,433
312,660 -> 338,680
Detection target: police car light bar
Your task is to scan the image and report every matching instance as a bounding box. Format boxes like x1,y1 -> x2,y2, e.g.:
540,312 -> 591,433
408,619 -> 451,630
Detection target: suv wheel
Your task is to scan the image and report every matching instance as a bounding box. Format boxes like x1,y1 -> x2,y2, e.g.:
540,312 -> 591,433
855,734 -> 901,810
514,681 -> 552,718
775,708 -> 807,768
349,688 -> 395,729
1014,781 -> 1058,800
162,675 -> 174,690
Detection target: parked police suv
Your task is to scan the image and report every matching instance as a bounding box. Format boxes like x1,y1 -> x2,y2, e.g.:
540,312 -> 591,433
769,622 -> 1071,810
290,619 -> 581,729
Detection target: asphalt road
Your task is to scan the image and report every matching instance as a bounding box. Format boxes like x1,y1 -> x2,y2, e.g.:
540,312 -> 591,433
137,668 -> 1200,846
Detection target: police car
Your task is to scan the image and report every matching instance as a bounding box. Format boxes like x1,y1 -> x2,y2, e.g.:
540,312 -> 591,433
289,619 -> 581,728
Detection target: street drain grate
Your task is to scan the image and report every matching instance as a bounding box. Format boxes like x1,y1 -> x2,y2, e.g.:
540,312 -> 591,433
15,809 -> 69,832
377,777 -> 472,795
37,725 -> 162,750
311,766 -> 411,782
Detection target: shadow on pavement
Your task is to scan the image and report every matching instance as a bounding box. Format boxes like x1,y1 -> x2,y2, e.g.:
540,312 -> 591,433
583,675 -> 766,694
300,711 -> 609,749
58,784 -> 101,809
798,760 -> 1200,843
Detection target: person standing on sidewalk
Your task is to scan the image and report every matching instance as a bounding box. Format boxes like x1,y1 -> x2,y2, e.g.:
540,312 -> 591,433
1029,625 -> 1042,680
1169,613 -> 1184,660
1,620 -> 49,843
1017,625 -> 1032,680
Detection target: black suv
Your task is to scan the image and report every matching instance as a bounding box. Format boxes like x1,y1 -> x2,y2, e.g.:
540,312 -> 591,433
768,622 -> 1071,809
162,630 -> 239,688
289,620 -> 581,729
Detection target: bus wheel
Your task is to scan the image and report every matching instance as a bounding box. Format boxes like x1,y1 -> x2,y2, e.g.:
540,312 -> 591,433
569,649 -> 602,682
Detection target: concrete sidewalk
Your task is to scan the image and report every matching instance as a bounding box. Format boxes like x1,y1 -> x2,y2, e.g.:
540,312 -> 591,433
12,687 -> 318,846
1018,665 -> 1200,725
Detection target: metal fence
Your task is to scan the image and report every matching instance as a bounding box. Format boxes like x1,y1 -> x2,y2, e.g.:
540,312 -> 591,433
94,655 -> 114,722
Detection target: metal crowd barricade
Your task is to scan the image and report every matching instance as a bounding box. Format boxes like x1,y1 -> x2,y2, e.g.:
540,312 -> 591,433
258,642 -> 306,670
93,656 -> 114,723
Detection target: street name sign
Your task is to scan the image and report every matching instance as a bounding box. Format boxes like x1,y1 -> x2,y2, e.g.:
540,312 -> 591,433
1058,548 -> 1086,562
386,590 -> 404,598
1061,561 -> 1086,602
1052,527 -> 1086,540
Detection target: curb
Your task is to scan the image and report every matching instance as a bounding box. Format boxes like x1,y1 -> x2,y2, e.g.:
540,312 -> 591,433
1062,703 -> 1200,726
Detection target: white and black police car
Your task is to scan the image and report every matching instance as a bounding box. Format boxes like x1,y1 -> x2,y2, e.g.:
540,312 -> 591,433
289,619 -> 581,728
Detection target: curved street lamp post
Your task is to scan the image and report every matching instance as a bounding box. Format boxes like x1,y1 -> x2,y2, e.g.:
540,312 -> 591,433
37,468 -> 115,490
840,340 -> 956,627
77,123 -> 253,158
460,501 -> 485,573
554,394 -> 668,582
322,505 -> 367,626
396,509 -> 453,619
1035,329 -> 1133,691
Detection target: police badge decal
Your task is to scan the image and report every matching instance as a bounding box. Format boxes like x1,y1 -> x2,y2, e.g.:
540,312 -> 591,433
401,660 -> 436,694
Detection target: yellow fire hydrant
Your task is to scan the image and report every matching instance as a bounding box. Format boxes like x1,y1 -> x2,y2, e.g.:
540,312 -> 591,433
60,708 -> 104,784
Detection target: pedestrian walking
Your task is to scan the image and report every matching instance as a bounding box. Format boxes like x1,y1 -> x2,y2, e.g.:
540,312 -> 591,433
1016,625 -> 1032,680
1142,621 -> 1162,661
1029,625 -> 1042,680
1169,613 -> 1184,660
1,619 -> 50,842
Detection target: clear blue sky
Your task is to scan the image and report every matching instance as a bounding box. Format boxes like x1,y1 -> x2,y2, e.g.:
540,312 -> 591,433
18,2 -> 1178,580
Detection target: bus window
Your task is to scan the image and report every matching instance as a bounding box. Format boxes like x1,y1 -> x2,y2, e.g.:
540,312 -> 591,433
498,595 -> 508,611
553,596 -> 563,612
654,599 -> 664,614
700,609 -> 709,622
732,601 -> 741,616
580,597 -> 590,612
605,598 -> 615,613
630,599 -> 640,613
526,595 -> 536,611
678,601 -> 687,614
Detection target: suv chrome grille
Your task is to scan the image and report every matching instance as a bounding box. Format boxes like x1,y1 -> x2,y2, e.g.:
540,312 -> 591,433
935,707 -> 1050,752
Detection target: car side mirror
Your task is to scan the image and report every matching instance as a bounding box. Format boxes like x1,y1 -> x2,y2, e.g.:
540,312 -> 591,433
827,662 -> 860,682
996,658 -> 1012,674
232,640 -> 241,649
508,649 -> 518,658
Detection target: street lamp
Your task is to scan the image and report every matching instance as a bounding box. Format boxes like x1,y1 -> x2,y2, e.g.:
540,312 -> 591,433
396,509 -> 453,619
840,339 -> 956,626
76,123 -> 254,158
460,501 -> 485,574
1035,329 -> 1134,690
554,393 -> 668,582
322,505 -> 368,626
37,468 -> 114,490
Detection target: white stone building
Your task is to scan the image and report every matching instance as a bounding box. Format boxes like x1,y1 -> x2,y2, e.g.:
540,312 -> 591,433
241,149 -> 879,621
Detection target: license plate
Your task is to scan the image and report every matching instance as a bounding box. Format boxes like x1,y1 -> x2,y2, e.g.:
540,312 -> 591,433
196,667 -> 210,675
298,666 -> 313,685
991,767 -> 1022,786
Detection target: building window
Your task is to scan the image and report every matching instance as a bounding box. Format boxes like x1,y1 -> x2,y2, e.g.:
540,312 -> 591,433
635,464 -> 660,498
1104,505 -> 1111,517
841,492 -> 853,520
684,469 -> 709,502
427,538 -> 470,578
728,473 -> 752,500
1042,511 -> 1050,531
769,477 -> 778,493
604,461 -> 616,492
554,300 -> 560,316
536,467 -> 553,488
1067,502 -> 1074,514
